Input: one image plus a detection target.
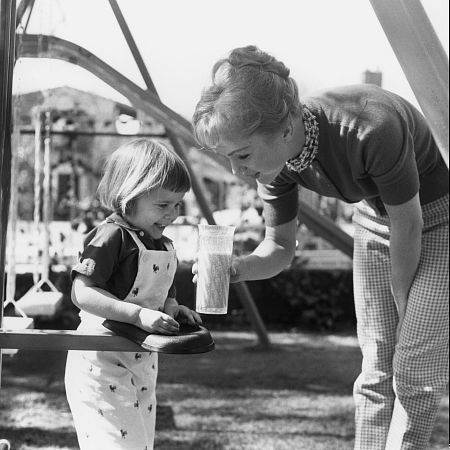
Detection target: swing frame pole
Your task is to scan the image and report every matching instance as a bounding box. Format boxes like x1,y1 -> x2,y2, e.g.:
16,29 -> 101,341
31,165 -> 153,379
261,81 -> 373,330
0,0 -> 17,385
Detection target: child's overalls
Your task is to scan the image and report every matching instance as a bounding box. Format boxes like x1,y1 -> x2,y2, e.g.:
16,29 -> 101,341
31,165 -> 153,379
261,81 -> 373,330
65,228 -> 177,450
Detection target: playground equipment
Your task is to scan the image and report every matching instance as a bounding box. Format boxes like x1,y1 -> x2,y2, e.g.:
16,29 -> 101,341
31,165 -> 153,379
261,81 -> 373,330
1,0 -> 448,370
0,0 -> 273,380
0,1 -> 448,448
12,109 -> 64,318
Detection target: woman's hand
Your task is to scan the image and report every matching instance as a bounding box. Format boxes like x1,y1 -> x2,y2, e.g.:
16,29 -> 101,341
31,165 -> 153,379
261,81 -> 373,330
393,292 -> 407,341
192,254 -> 244,284
229,256 -> 246,283
136,307 -> 180,335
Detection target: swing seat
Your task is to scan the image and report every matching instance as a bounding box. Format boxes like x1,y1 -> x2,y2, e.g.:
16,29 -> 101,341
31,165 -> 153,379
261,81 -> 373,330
15,290 -> 63,318
15,291 -> 63,318
14,278 -> 64,319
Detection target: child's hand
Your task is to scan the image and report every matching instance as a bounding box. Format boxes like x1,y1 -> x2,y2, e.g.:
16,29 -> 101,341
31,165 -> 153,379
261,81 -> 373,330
174,305 -> 203,326
164,301 -> 202,326
136,308 -> 180,335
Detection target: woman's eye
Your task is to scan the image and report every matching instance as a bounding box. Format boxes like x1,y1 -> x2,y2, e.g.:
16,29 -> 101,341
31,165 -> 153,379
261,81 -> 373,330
237,154 -> 249,161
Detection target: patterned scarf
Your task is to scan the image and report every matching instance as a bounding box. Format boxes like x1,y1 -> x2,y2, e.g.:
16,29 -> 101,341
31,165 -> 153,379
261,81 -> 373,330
285,105 -> 319,173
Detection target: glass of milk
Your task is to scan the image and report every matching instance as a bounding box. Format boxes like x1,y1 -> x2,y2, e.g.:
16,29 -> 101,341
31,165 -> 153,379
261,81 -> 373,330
195,224 -> 235,314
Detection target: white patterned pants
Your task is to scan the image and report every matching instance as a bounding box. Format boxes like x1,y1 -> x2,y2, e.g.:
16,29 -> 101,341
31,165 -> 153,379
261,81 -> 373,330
352,195 -> 448,450
65,349 -> 158,450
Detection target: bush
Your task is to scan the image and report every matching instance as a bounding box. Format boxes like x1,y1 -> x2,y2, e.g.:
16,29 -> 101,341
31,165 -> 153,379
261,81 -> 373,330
267,259 -> 355,330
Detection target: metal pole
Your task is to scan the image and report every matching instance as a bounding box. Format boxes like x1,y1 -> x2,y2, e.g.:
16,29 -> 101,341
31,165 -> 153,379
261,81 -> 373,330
107,0 -> 217,224
0,0 -> 17,390
108,0 -> 157,93
16,0 -> 35,31
369,0 -> 449,167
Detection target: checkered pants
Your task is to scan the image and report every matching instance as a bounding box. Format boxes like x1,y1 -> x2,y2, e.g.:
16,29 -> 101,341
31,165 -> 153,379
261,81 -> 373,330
352,195 -> 449,450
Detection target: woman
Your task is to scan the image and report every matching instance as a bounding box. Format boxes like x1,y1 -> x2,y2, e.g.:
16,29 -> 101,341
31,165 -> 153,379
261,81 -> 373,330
192,46 -> 448,449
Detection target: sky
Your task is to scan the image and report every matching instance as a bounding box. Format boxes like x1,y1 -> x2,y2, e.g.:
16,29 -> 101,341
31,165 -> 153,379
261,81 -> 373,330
13,0 -> 449,120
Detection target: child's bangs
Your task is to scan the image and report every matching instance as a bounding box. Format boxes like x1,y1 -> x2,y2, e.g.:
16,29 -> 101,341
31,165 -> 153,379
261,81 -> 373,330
160,159 -> 191,193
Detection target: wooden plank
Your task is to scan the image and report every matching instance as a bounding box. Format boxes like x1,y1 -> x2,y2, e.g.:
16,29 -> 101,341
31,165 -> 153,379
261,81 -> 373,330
0,329 -> 144,352
1,317 -> 34,355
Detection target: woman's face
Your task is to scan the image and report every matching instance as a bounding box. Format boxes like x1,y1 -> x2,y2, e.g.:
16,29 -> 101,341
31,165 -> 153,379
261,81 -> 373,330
214,131 -> 289,184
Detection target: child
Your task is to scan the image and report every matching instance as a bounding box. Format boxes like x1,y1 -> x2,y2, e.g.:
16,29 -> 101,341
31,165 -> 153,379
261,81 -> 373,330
65,138 -> 202,450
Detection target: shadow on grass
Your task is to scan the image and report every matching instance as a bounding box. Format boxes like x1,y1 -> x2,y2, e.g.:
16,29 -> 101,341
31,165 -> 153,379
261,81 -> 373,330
158,332 -> 362,395
0,426 -> 78,448
2,332 -> 362,395
156,436 -> 226,450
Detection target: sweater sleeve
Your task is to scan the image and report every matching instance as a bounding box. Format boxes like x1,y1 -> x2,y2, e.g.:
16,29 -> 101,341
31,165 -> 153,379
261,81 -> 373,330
257,175 -> 299,226
361,108 -> 419,205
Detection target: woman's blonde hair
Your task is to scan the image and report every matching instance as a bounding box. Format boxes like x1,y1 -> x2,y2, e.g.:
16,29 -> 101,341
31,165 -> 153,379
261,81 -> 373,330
192,45 -> 301,150
97,138 -> 191,215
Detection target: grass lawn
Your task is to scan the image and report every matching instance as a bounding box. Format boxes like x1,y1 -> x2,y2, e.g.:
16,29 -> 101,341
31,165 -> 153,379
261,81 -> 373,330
0,330 -> 448,449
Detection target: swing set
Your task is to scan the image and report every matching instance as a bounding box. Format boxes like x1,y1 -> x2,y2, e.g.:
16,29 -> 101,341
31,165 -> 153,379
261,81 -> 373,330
0,0 -> 448,407
0,0 -> 272,358
7,109 -> 64,321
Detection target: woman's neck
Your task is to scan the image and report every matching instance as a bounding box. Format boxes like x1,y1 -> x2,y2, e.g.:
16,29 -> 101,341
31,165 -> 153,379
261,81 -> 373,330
286,114 -> 306,161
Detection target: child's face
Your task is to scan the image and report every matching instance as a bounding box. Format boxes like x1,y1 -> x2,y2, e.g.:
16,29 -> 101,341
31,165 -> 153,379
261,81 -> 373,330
126,188 -> 185,239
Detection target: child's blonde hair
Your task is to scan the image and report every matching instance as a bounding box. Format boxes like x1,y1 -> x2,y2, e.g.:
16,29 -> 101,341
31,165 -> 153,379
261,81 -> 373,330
97,138 -> 191,215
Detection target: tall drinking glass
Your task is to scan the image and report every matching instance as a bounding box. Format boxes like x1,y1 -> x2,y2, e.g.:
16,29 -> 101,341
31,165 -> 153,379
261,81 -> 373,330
196,224 -> 235,314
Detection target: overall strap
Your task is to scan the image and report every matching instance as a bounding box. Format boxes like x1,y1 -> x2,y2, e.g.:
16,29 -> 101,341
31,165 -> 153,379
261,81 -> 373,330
125,228 -> 147,251
163,240 -> 175,251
